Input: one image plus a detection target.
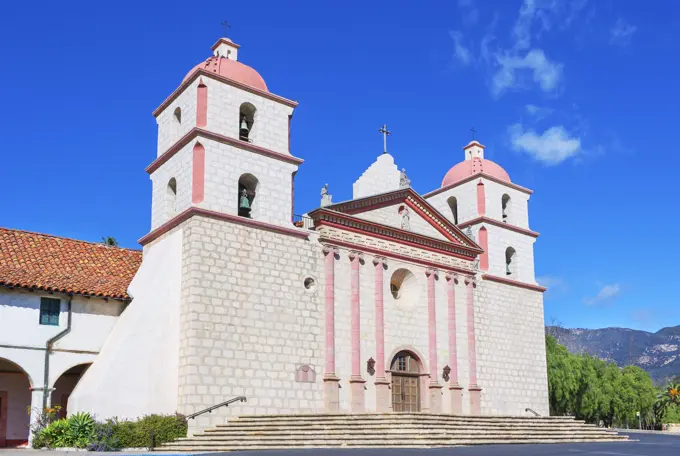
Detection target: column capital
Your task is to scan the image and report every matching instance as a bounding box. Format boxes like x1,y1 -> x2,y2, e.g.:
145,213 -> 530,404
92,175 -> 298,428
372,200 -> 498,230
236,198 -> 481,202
322,244 -> 339,256
425,267 -> 438,278
349,250 -> 364,262
465,275 -> 477,287
372,255 -> 387,267
445,272 -> 460,283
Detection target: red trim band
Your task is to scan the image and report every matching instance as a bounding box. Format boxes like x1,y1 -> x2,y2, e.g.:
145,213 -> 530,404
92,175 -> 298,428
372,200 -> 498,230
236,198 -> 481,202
424,173 -> 534,198
139,207 -> 309,246
458,217 -> 540,238
146,127 -> 304,174
153,69 -> 298,117
482,274 -> 547,292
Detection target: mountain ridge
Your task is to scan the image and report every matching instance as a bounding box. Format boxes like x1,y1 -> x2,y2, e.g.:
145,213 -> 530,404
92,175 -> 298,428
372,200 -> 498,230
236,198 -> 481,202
546,325 -> 680,384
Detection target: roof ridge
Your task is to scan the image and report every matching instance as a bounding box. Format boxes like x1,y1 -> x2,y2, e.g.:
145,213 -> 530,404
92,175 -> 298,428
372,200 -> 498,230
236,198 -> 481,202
0,226 -> 142,253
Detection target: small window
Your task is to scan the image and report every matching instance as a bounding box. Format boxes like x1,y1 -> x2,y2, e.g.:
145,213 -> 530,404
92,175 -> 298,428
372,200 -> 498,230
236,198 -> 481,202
173,107 -> 181,124
39,297 -> 60,326
505,247 -> 516,276
502,194 -> 511,223
447,196 -> 458,224
239,102 -> 256,142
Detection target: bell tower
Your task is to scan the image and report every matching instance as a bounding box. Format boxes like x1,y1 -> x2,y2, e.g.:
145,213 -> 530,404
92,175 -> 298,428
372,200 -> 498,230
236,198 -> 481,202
146,36 -> 303,233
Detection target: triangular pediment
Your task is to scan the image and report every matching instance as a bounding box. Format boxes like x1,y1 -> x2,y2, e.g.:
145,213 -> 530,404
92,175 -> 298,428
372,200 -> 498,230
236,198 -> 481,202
319,188 -> 481,250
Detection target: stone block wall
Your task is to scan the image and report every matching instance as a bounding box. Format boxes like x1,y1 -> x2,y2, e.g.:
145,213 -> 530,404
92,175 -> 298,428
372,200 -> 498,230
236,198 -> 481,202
150,143 -> 194,230
177,217 -> 324,433
474,279 -> 549,416
156,79 -> 200,156
426,179 -> 479,225
352,154 -> 401,199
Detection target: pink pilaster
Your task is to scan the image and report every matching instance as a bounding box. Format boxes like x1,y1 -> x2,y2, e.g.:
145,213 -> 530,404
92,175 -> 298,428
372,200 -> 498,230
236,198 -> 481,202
191,143 -> 205,204
349,251 -> 366,412
476,180 -> 486,216
446,273 -> 463,414
478,227 -> 489,272
372,256 -> 390,412
465,276 -> 482,414
196,79 -> 208,128
426,268 -> 442,412
323,245 -> 340,411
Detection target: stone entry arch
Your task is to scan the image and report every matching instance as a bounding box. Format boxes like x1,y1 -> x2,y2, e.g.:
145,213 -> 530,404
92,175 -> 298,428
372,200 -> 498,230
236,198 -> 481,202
389,351 -> 422,412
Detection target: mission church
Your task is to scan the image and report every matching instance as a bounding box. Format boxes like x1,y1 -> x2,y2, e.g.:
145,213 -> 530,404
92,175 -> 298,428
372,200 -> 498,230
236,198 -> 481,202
0,35 -> 548,442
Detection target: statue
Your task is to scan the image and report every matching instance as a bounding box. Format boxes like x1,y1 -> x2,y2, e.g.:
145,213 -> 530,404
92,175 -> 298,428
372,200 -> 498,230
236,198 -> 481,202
399,168 -> 411,189
320,184 -> 333,207
400,206 -> 411,230
465,226 -> 474,242
238,188 -> 251,217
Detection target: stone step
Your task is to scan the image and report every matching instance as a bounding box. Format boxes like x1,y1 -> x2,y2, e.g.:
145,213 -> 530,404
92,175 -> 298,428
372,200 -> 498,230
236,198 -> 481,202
223,417 -> 587,426
182,433 -> 621,442
231,414 -> 582,423
162,437 -> 629,451
203,426 -> 616,435
215,422 -> 593,430
234,412 -> 578,421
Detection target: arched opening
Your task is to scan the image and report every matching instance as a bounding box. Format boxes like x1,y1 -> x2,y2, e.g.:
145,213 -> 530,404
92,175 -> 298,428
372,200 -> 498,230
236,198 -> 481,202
50,363 -> 91,420
173,107 -> 181,124
389,351 -> 421,412
505,247 -> 516,276
238,173 -> 259,218
239,102 -> 256,142
390,268 -> 418,308
502,194 -> 511,223
447,196 -> 458,224
166,178 -> 177,219
0,358 -> 32,447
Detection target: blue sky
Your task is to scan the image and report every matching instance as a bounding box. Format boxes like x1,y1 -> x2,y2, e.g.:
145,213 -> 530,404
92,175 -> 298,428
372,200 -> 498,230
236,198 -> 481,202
1,1 -> 678,332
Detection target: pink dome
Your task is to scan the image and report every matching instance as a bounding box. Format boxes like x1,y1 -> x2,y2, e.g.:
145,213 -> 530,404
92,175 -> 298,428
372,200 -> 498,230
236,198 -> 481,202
183,56 -> 268,92
441,158 -> 511,187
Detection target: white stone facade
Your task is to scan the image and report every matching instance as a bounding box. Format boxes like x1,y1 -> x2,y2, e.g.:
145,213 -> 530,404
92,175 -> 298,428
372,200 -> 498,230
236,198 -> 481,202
64,36 -> 549,437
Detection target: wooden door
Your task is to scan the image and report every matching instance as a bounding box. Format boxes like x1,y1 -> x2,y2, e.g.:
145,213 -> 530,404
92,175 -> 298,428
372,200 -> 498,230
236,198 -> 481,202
0,391 -> 7,448
391,375 -> 420,412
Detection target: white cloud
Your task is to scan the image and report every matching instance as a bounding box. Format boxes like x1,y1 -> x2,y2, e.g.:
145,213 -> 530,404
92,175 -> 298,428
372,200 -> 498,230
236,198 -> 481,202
491,49 -> 563,96
610,18 -> 636,46
450,31 -> 473,66
536,275 -> 565,290
525,104 -> 553,120
584,284 -> 622,306
508,123 -> 581,165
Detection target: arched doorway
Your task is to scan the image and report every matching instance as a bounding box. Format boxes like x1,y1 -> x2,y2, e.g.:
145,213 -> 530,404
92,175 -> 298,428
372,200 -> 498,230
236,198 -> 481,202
0,358 -> 32,447
51,363 -> 91,420
390,351 -> 421,412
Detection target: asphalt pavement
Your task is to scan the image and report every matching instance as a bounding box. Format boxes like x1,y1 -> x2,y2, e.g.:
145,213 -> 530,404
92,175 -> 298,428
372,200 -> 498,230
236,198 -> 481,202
1,432 -> 678,456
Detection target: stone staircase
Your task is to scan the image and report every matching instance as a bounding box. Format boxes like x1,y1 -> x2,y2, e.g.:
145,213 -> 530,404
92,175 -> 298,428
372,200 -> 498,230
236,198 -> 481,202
160,413 -> 629,451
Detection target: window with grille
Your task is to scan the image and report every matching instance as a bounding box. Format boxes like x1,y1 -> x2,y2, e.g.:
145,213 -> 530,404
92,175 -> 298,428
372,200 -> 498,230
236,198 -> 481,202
39,297 -> 61,326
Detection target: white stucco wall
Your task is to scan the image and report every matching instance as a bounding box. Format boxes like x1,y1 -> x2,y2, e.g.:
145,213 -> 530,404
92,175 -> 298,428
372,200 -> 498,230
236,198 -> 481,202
426,179 -> 479,225
68,230 -> 182,420
352,154 -> 401,199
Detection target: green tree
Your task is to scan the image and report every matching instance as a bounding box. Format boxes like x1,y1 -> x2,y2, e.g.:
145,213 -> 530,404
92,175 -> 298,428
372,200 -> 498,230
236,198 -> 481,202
101,237 -> 119,247
546,335 -> 581,415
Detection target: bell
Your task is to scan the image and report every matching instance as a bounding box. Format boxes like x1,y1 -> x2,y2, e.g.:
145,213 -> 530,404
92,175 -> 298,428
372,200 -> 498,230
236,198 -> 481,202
238,188 -> 251,217
506,262 -> 512,275
239,115 -> 249,139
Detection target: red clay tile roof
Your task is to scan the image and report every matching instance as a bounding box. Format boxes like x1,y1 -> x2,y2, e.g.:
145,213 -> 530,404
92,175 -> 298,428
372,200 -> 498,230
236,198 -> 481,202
0,228 -> 142,300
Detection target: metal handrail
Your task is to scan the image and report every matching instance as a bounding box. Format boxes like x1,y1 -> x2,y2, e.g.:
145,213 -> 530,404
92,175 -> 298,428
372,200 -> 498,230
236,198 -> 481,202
525,407 -> 541,416
185,396 -> 247,420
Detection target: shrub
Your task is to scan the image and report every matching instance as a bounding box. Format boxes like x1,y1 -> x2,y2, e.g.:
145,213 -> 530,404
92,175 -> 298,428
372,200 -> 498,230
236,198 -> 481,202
663,404 -> 680,424
88,419 -> 122,452
37,412 -> 95,449
112,414 -> 187,448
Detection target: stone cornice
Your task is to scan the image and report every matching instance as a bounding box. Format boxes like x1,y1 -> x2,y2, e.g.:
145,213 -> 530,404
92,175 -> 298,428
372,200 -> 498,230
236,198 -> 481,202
322,188 -> 481,250
138,207 -> 309,246
310,209 -> 481,259
146,127 -> 304,174
482,274 -> 547,292
319,238 -> 473,276
153,68 -> 298,117
457,217 -> 540,238
423,173 -> 534,198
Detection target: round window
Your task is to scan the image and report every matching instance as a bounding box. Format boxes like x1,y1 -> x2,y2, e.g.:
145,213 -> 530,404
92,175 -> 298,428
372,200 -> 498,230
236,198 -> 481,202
303,276 -> 317,293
